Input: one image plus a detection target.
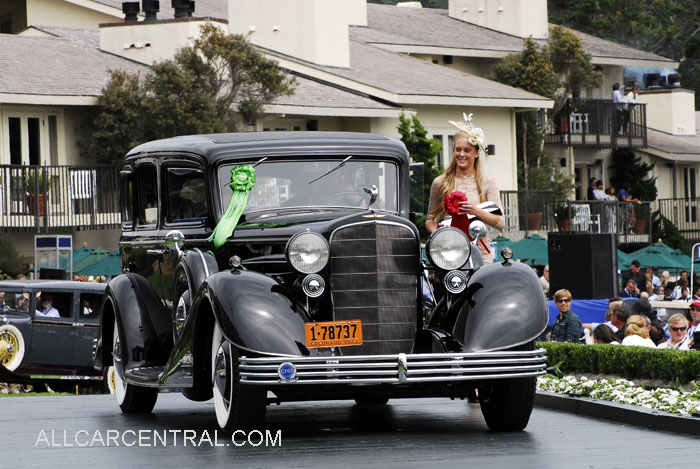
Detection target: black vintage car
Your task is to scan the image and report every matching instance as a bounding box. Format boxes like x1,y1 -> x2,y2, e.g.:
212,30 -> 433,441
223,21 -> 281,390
0,280 -> 106,387
94,132 -> 548,432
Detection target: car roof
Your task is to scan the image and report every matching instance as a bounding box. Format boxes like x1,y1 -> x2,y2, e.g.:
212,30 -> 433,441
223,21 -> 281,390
125,131 -> 409,165
0,280 -> 106,292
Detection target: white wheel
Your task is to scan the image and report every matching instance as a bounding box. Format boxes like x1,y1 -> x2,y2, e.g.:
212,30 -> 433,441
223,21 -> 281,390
112,319 -> 158,413
211,321 -> 266,433
0,324 -> 25,371
106,366 -> 116,395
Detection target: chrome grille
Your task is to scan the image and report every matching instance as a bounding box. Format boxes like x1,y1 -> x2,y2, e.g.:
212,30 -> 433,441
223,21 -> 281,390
330,221 -> 419,355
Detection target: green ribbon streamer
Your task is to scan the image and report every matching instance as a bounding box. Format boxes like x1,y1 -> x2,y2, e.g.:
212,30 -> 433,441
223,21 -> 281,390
208,165 -> 256,248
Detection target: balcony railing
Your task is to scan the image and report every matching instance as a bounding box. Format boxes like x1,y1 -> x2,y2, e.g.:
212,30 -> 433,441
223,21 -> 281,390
558,200 -> 652,244
545,98 -> 647,149
0,165 -> 120,231
500,190 -> 554,239
657,198 -> 700,243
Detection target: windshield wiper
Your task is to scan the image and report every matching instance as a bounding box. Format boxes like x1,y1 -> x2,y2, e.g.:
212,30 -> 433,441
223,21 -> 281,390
307,156 -> 352,185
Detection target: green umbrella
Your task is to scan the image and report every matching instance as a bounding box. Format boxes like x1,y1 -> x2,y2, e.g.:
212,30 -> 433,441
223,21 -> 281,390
625,248 -> 686,271
72,249 -> 110,273
617,249 -> 631,267
77,254 -> 121,277
509,234 -> 548,266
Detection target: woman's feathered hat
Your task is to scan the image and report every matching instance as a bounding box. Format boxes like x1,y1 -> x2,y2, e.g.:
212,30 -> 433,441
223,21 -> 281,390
448,113 -> 486,153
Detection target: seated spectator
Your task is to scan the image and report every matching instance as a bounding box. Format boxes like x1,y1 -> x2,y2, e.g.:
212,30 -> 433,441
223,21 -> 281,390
693,285 -> 700,300
582,300 -> 621,333
657,313 -> 690,350
592,324 -> 620,344
662,284 -> 675,301
687,299 -> 700,339
659,271 -> 671,289
35,295 -> 60,318
620,279 -> 639,298
539,265 -> 549,296
549,289 -> 583,343
621,314 -> 656,348
610,303 -> 631,341
672,278 -> 689,300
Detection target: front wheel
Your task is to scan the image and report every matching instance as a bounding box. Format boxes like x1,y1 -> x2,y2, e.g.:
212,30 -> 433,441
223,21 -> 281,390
478,342 -> 537,431
0,324 -> 25,371
211,321 -> 266,433
112,319 -> 158,413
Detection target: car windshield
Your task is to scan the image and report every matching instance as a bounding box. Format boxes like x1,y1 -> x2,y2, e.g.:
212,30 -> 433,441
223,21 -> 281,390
218,159 -> 399,213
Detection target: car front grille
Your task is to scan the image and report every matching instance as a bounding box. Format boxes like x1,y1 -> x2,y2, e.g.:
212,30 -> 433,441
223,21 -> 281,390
329,221 -> 419,355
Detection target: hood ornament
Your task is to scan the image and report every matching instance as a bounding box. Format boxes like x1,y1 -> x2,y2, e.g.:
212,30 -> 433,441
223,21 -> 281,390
363,185 -> 378,209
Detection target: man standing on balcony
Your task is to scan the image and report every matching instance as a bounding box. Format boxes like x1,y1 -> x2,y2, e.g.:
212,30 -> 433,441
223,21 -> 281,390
612,83 -> 625,135
587,178 -> 597,200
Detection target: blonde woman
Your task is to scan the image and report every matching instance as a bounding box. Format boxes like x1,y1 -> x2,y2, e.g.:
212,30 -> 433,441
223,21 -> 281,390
621,314 -> 656,348
426,114 -> 504,263
657,314 -> 690,350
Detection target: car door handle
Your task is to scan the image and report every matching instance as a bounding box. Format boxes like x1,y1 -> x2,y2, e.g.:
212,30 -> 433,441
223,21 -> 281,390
147,249 -> 167,255
72,322 -> 84,327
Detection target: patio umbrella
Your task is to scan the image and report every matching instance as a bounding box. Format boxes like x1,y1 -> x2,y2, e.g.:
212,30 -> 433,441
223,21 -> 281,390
623,248 -> 686,271
509,234 -> 548,266
72,248 -> 110,273
616,249 -> 631,268
77,254 -> 121,277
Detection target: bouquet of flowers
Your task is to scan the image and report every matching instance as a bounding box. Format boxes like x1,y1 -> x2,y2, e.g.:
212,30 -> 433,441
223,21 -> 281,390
443,191 -> 490,253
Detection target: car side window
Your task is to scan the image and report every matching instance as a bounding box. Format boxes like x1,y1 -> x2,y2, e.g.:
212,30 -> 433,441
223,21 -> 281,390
0,291 -> 30,312
79,293 -> 102,320
136,164 -> 158,226
35,291 -> 73,319
165,168 -> 207,224
121,166 -> 134,229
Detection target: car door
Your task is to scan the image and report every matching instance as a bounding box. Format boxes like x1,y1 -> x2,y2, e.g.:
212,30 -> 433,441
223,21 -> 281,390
120,160 -> 164,290
27,290 -> 75,366
160,162 -> 209,311
70,290 -> 104,367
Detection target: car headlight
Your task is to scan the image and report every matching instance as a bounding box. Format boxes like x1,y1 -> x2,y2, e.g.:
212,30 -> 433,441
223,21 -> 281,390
286,231 -> 330,274
427,227 -> 470,270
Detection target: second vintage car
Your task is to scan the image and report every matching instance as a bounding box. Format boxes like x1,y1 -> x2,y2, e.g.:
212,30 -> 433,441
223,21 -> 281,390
93,132 -> 548,432
0,279 -> 106,389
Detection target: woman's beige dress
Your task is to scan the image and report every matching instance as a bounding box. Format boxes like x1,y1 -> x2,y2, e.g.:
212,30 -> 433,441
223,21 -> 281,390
427,173 -> 505,264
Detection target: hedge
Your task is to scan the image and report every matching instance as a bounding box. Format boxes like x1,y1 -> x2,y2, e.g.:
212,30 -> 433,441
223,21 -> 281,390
537,342 -> 700,384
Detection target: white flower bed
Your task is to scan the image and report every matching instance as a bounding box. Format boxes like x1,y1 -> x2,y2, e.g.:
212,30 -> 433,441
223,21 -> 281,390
537,375 -> 700,416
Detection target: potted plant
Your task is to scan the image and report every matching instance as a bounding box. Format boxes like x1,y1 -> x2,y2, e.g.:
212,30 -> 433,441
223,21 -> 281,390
24,170 -> 52,216
554,205 -> 570,232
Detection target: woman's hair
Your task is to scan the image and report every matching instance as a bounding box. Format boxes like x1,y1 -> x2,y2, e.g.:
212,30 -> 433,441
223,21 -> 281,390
592,324 -> 617,344
625,314 -> 650,339
429,130 -> 485,221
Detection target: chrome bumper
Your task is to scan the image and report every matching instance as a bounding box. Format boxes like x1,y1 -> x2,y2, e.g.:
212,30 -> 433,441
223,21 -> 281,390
239,348 -> 547,385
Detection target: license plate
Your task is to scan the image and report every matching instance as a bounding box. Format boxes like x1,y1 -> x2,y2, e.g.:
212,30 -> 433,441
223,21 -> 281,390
305,320 -> 363,348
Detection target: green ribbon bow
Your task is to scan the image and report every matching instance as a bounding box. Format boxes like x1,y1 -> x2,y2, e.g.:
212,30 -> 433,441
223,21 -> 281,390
208,165 -> 256,248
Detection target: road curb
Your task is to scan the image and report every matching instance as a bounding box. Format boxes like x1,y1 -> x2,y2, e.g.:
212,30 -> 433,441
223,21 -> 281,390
535,390 -> 700,436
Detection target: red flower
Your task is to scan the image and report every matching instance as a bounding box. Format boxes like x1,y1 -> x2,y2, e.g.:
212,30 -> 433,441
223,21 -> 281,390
444,191 -> 467,216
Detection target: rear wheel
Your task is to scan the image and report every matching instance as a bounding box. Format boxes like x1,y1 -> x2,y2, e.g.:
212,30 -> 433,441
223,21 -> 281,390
112,319 -> 158,413
211,321 -> 266,433
478,342 -> 537,431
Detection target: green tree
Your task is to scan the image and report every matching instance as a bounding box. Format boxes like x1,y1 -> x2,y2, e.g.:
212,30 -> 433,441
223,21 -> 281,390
397,112 -> 442,240
0,235 -> 22,278
609,148 -> 657,201
84,24 -> 296,165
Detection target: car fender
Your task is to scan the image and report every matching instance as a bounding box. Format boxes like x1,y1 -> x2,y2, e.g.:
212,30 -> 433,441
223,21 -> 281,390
96,274 -> 173,371
454,261 -> 548,352
178,248 -> 219,295
202,270 -> 310,356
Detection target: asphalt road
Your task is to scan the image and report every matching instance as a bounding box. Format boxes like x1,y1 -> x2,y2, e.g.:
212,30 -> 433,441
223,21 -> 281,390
2,392 -> 696,468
